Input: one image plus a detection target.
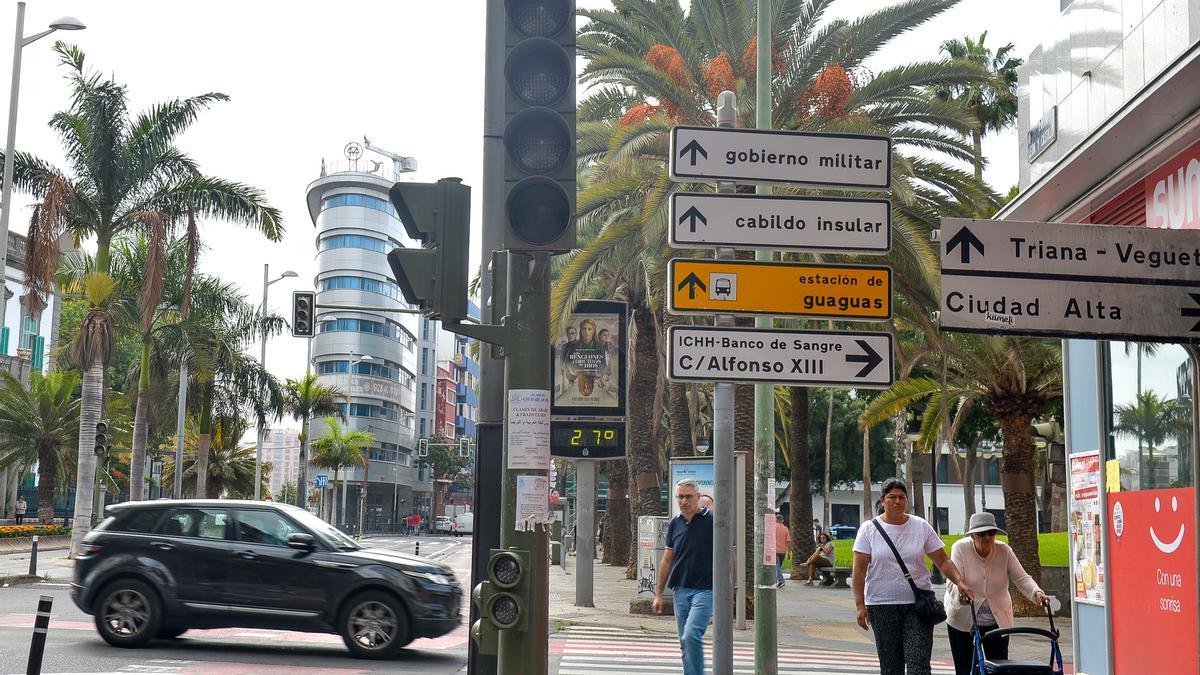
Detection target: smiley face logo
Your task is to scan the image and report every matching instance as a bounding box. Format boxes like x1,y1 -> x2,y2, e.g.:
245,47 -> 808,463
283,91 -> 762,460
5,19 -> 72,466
1150,495 -> 1186,554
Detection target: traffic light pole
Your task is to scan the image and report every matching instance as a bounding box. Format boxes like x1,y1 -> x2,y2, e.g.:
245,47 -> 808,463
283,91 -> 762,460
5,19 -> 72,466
497,252 -> 550,675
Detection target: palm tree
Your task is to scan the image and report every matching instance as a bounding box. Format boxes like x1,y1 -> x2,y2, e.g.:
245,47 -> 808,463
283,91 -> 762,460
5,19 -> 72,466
162,415 -> 266,499
283,374 -> 346,509
310,417 -> 372,528
861,332 -> 1062,612
0,371 -> 80,523
68,273 -> 116,557
1113,391 -> 1191,489
934,32 -> 1023,181
2,43 -> 282,502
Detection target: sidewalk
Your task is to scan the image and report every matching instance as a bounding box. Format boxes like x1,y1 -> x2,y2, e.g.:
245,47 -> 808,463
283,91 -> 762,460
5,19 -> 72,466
0,549 -> 73,585
548,555 -> 1074,663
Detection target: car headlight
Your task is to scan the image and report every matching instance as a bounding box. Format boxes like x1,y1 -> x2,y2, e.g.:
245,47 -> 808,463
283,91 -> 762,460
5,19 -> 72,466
404,569 -> 453,586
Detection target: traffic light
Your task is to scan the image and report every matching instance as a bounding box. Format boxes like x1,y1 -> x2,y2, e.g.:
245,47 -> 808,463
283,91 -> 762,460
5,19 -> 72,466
417,438 -> 429,457
387,178 -> 471,323
459,437 -> 471,458
502,0 -> 576,252
472,548 -> 531,653
291,291 -> 315,337
94,421 -> 109,455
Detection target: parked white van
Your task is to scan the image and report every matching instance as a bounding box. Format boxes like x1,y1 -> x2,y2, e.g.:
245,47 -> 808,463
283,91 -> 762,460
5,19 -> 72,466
454,512 -> 473,536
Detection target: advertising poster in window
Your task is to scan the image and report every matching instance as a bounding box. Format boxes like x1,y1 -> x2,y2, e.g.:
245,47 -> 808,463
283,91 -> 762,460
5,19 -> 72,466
1068,450 -> 1104,605
551,300 -> 627,417
1109,487 -> 1198,674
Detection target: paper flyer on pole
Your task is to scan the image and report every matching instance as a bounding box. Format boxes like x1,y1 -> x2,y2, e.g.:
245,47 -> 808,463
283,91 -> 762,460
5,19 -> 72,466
1069,450 -> 1105,605
515,475 -> 550,531
763,514 -> 776,566
507,389 -> 551,470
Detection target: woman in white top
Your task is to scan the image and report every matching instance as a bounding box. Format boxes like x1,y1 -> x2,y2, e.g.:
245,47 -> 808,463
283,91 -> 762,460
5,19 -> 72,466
852,478 -> 973,675
944,512 -> 1046,675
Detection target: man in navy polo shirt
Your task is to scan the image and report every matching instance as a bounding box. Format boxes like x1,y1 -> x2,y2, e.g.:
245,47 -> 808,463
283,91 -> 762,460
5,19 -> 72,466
653,478 -> 713,675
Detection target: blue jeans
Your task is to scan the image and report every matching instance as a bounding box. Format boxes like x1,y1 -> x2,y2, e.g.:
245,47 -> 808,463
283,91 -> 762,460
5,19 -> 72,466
672,586 -> 713,675
776,559 -> 785,583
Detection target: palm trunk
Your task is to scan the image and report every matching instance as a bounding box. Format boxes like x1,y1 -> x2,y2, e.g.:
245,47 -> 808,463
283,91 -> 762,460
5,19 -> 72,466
788,386 -> 814,577
195,392 -> 213,498
662,308 -> 694,456
822,389 -> 834,527
37,445 -> 57,524
296,420 -> 310,509
862,428 -> 871,522
603,459 -> 630,567
625,302 -> 661,578
70,361 -> 104,557
332,468 -> 340,525
996,408 -> 1042,615
129,340 -> 152,501
963,437 -> 979,522
972,130 -> 983,183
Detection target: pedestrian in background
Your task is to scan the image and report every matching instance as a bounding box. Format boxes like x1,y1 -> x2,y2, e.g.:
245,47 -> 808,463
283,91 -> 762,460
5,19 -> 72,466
653,478 -> 713,675
774,514 -> 790,587
812,517 -> 823,543
802,532 -> 836,586
852,478 -> 974,675
945,513 -> 1047,675
14,496 -> 27,524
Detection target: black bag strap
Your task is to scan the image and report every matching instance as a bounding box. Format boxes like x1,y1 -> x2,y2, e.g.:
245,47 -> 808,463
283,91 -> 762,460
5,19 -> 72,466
871,518 -> 922,601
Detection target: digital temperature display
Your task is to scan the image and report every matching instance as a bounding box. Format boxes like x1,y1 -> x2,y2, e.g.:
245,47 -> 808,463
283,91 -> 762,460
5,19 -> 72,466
550,421 -> 625,459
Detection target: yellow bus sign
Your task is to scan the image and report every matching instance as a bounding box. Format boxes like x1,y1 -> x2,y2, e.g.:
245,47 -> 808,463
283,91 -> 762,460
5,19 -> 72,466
667,259 -> 891,320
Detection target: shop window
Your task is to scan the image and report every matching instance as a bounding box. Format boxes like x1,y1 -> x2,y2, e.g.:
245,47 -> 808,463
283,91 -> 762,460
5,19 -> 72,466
1107,342 -> 1195,490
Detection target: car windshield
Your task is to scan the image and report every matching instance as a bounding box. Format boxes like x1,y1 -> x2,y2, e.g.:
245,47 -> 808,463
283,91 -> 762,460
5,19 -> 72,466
285,508 -> 362,551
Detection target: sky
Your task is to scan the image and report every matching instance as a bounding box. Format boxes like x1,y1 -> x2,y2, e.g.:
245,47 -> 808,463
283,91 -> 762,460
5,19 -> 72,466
0,0 -> 1062,386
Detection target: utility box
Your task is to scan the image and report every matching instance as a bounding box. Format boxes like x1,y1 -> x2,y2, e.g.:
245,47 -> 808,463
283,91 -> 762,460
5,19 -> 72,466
637,516 -> 670,598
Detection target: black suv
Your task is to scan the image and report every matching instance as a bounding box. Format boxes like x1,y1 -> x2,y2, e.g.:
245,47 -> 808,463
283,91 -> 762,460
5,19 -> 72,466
72,500 -> 461,659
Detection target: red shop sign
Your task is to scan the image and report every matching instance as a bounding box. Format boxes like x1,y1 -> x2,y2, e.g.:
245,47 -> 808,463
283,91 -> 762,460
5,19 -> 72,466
1109,487 -> 1198,673
1144,137 -> 1200,229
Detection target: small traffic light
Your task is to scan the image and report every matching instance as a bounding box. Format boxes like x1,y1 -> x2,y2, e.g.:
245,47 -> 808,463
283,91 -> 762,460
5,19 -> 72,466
291,291 -> 315,337
387,178 -> 471,323
417,438 -> 429,457
94,421 -> 109,455
502,0 -> 576,252
472,548 -> 531,652
458,437 -> 471,458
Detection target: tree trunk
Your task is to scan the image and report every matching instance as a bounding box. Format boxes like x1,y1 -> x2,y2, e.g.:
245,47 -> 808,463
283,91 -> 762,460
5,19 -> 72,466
604,459 -> 630,567
625,302 -> 662,577
963,437 -> 979,523
996,409 -> 1043,616
862,428 -> 871,523
296,421 -> 309,509
0,466 -> 9,519
892,411 -> 907,480
662,308 -> 695,456
37,445 -> 57,524
788,386 -> 814,578
195,422 -> 212,498
972,130 -> 983,183
70,361 -> 104,557
129,340 -> 153,501
734,378 -> 755,612
823,389 -> 834,527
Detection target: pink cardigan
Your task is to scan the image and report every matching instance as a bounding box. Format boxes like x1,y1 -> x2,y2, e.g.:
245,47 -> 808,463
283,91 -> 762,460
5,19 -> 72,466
943,538 -> 1042,631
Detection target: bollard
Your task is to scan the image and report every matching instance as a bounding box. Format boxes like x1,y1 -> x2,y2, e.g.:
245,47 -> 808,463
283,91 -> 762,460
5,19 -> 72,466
26,595 -> 52,675
28,536 -> 38,576
415,541 -> 420,557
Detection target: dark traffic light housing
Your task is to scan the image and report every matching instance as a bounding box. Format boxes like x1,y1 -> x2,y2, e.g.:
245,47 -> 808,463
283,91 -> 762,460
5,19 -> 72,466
291,291 -> 315,337
502,0 -> 576,252
471,548 -> 531,653
94,421 -> 109,455
387,178 -> 471,323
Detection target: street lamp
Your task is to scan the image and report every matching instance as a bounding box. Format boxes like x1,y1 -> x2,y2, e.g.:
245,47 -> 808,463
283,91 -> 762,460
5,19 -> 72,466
255,265 -> 298,499
0,4 -> 85,340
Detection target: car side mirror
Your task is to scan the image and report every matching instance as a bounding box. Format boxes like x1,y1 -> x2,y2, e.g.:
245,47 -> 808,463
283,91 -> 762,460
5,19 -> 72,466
287,533 -> 317,552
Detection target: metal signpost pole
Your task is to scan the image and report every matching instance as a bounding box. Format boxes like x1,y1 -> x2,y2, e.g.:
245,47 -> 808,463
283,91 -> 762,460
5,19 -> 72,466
575,458 -> 595,606
710,91 -> 737,675
754,1 -> 778,670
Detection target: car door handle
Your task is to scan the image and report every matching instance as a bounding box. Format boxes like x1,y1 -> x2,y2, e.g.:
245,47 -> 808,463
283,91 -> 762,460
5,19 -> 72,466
235,550 -> 257,560
150,542 -> 174,551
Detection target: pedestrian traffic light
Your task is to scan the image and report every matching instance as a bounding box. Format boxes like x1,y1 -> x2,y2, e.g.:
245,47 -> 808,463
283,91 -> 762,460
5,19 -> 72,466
502,0 -> 576,252
94,421 -> 109,455
291,291 -> 315,337
387,178 -> 471,323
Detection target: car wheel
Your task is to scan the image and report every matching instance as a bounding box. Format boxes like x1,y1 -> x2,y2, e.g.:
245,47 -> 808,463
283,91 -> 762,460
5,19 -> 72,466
339,591 -> 410,659
93,579 -> 162,648
156,625 -> 187,640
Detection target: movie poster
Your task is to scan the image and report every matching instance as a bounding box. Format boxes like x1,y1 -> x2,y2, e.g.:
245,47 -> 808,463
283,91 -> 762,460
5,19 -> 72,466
551,300 -> 627,417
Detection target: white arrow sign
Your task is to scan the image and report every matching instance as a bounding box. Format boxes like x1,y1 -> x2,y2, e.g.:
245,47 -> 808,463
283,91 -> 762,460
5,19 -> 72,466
940,217 -> 1200,282
669,125 -> 891,189
669,192 -> 891,253
667,326 -> 894,388
940,274 -> 1200,342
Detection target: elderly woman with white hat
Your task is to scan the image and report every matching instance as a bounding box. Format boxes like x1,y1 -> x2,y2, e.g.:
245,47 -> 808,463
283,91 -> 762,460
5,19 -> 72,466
944,512 -> 1047,675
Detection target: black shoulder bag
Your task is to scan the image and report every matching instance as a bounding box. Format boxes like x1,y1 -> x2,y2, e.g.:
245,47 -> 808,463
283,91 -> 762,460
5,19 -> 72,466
871,518 -> 947,626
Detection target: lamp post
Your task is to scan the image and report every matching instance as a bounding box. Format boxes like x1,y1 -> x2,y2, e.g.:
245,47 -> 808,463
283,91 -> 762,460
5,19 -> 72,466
255,264 -> 297,499
347,353 -> 372,532
0,4 -> 84,339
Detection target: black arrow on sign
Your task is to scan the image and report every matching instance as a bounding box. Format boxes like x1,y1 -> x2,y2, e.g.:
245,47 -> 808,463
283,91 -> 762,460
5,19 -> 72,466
1181,293 -> 1200,331
846,339 -> 884,378
678,205 -> 708,233
677,272 -> 707,300
946,226 -> 986,264
678,139 -> 708,166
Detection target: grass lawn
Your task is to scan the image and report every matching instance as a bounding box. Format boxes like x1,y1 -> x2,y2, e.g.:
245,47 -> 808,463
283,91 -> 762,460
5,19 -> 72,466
784,532 -> 1069,570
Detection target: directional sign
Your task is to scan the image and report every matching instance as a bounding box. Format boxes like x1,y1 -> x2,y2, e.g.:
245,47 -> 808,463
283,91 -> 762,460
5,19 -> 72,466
669,192 -> 891,253
669,125 -> 891,189
940,218 -> 1200,282
668,326 -> 893,388
668,258 -> 891,320
940,273 -> 1200,342
314,474 -> 329,489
